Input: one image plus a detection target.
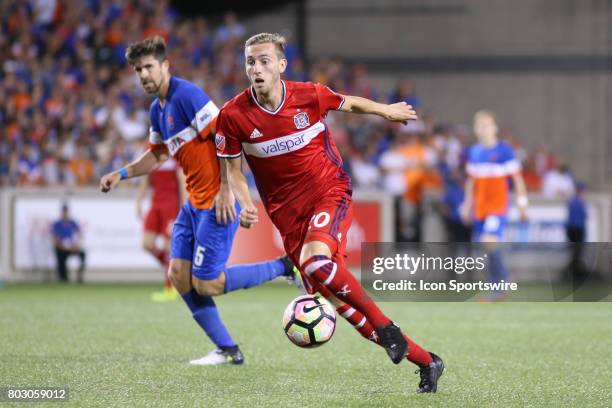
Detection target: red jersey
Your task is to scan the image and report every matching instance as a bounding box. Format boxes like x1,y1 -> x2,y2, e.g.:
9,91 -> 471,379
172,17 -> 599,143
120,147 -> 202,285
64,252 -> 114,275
216,80 -> 351,234
150,159 -> 181,208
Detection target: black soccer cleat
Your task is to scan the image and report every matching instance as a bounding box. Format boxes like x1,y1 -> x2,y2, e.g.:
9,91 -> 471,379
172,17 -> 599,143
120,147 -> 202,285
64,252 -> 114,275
416,352 -> 444,393
218,346 -> 245,365
375,322 -> 408,364
223,347 -> 245,365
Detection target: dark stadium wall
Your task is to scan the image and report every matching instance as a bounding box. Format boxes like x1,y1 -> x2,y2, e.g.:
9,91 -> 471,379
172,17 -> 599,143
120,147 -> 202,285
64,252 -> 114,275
242,0 -> 612,190
365,71 -> 611,190
305,0 -> 609,57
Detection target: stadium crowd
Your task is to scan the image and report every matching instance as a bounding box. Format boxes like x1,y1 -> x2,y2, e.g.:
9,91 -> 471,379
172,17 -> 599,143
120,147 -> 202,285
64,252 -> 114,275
1,0 -> 581,219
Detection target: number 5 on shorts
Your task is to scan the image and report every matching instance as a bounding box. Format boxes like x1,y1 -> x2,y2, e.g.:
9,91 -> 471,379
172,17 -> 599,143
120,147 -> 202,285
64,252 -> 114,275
194,245 -> 206,267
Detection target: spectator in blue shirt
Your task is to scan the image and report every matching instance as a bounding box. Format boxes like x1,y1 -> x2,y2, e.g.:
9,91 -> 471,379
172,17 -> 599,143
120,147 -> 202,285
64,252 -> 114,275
51,204 -> 86,282
441,168 -> 472,242
566,181 -> 587,242
565,181 -> 588,279
388,79 -> 420,111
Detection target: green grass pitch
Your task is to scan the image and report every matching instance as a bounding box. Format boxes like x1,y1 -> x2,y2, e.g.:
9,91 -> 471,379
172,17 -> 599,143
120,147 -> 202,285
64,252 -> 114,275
1,283 -> 611,407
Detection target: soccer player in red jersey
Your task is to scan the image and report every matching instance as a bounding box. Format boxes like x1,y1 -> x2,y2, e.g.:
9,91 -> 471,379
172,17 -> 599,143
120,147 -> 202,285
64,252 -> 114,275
216,33 -> 444,393
136,158 -> 186,302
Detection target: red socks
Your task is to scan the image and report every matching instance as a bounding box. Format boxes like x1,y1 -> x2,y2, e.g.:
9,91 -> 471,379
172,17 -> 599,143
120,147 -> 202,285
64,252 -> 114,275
336,304 -> 379,343
149,248 -> 172,289
302,255 -> 391,328
403,334 -> 433,366
335,299 -> 433,366
303,255 -> 433,366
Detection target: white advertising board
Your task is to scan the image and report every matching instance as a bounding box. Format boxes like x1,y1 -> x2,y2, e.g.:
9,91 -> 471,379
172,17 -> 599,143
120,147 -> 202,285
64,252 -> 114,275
13,196 -> 158,270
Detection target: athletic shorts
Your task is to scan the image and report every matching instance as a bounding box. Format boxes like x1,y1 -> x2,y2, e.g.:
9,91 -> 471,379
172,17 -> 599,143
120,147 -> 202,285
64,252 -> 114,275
281,188 -> 353,294
144,203 -> 180,237
472,214 -> 507,241
170,200 -> 240,280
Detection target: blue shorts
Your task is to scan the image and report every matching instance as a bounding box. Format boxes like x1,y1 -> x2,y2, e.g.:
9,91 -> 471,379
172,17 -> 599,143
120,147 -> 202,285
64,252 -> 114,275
473,214 -> 507,241
170,200 -> 240,280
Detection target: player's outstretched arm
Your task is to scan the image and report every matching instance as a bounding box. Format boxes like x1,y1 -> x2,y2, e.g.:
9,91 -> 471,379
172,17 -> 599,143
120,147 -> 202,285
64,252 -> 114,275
222,157 -> 258,229
338,95 -> 418,124
99,148 -> 168,193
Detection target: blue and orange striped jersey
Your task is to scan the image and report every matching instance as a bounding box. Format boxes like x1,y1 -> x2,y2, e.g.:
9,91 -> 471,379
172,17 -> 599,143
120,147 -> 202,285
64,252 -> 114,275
149,76 -> 220,209
466,141 -> 521,220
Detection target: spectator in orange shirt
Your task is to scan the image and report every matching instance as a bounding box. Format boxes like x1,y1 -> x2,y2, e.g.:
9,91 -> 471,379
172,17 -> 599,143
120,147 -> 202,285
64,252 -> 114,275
68,144 -> 95,186
11,81 -> 32,112
396,121 -> 440,241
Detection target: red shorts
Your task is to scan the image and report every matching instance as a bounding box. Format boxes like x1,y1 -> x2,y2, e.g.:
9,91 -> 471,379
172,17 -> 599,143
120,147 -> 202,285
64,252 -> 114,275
281,189 -> 353,294
144,204 -> 179,238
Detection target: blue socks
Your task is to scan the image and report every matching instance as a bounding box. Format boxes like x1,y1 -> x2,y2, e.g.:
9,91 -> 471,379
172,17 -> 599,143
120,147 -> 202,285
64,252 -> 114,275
181,290 -> 236,348
180,259 -> 285,348
224,259 -> 285,293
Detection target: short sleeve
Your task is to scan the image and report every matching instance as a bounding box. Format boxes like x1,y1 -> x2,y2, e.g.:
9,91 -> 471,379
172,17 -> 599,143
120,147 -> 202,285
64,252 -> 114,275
148,104 -> 166,152
178,87 -> 220,137
215,108 -> 242,158
501,144 -> 521,175
314,83 -> 345,118
465,145 -> 477,177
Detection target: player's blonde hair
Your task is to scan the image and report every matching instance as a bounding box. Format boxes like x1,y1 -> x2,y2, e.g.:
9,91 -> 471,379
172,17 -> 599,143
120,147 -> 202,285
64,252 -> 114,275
474,110 -> 499,125
125,36 -> 167,65
244,32 -> 286,58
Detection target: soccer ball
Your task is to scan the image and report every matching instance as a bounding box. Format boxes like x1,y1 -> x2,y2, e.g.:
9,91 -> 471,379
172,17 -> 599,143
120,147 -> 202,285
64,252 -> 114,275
282,295 -> 336,348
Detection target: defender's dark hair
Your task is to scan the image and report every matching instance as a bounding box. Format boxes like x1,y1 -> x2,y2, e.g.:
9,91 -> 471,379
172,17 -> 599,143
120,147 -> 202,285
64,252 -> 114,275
125,36 -> 167,65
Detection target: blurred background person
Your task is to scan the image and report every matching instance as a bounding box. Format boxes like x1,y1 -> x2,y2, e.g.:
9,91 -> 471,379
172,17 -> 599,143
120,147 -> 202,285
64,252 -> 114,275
542,163 -> 575,200
51,203 -> 86,283
462,110 -> 529,301
135,158 -> 186,302
396,120 -> 441,241
565,181 -> 588,279
440,167 -> 471,242
388,79 -> 420,112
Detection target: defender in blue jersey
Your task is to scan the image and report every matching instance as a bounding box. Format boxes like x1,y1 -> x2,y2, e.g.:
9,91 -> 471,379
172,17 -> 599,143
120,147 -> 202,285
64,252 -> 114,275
462,111 -> 529,300
100,36 -> 299,365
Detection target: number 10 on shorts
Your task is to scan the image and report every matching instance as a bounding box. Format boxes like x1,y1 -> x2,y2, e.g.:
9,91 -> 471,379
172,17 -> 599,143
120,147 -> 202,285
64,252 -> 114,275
309,212 -> 330,229
194,245 -> 206,267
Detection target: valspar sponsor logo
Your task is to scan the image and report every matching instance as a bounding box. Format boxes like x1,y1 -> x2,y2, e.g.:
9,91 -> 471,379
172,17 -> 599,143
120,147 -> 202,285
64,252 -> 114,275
262,134 -> 305,155
242,121 -> 325,158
